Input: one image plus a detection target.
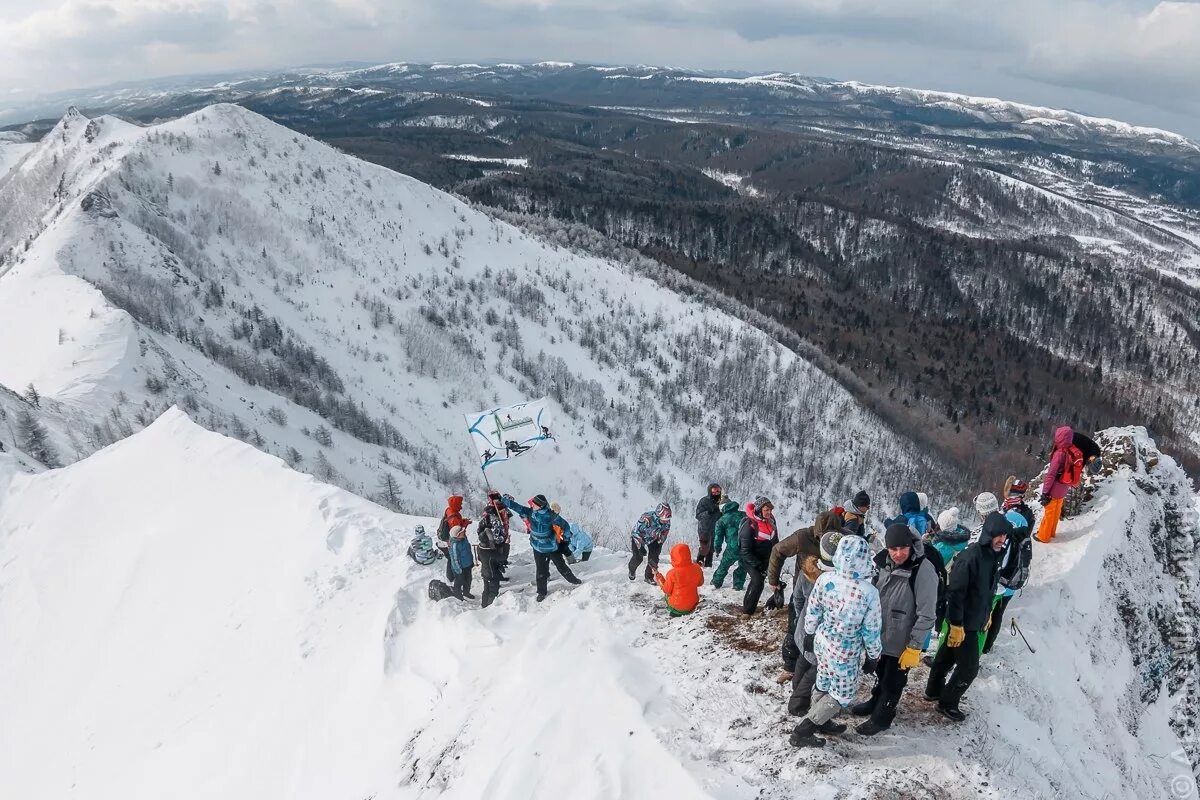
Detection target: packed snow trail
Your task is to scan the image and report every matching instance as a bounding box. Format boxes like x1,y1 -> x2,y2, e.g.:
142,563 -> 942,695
0,413 -> 1195,799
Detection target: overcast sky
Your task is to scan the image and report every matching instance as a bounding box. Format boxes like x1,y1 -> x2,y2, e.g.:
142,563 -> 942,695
2,0 -> 1198,138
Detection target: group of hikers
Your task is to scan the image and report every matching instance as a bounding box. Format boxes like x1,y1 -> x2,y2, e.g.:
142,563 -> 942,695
407,424 -> 1101,747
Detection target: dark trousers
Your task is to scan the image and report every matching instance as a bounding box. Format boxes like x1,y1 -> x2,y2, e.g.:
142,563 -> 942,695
697,530 -> 714,567
629,539 -> 664,579
788,656 -> 819,715
580,550 -> 591,562
863,655 -> 909,728
982,595 -> 1012,654
479,549 -> 503,608
498,542 -> 510,576
782,601 -> 801,671
534,550 -> 579,595
926,630 -> 983,707
743,563 -> 767,614
451,566 -> 473,598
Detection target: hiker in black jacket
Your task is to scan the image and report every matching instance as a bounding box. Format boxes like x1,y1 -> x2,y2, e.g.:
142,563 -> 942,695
476,492 -> 511,609
738,497 -> 779,614
695,482 -> 723,567
924,510 -> 1012,721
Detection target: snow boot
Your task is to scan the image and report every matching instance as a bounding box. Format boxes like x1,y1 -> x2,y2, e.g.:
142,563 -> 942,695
816,719 -> 846,735
644,574 -> 656,585
536,593 -> 547,603
850,700 -> 874,717
463,592 -> 477,600
937,703 -> 967,722
856,718 -> 888,736
788,719 -> 825,749
567,576 -> 583,586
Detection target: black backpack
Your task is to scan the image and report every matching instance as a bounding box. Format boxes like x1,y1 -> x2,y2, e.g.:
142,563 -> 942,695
1000,535 -> 1033,591
428,579 -> 456,601
436,513 -> 451,543
917,548 -> 948,624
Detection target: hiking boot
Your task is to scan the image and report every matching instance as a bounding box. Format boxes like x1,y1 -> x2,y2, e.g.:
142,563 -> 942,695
816,719 -> 847,735
850,700 -> 874,717
463,592 -> 476,600
711,581 -> 724,589
937,703 -> 967,722
788,719 -> 825,749
536,593 -> 547,602
922,689 -> 941,702
856,718 -> 889,736
644,574 -> 656,585
567,577 -> 583,585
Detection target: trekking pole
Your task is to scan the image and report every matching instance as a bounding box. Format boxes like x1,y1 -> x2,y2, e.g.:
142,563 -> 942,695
1010,617 -> 1036,654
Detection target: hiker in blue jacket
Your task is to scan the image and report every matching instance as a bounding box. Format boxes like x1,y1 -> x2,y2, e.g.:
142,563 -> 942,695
447,525 -> 476,600
502,494 -> 582,602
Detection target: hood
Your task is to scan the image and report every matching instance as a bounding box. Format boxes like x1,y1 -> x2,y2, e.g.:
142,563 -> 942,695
720,500 -> 740,515
447,495 -> 463,514
978,511 -> 1014,546
1054,425 -> 1074,449
745,501 -> 758,517
833,533 -> 873,580
670,542 -> 693,567
898,491 -> 921,515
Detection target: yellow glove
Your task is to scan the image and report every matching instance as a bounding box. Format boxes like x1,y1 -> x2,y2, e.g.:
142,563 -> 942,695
898,647 -> 922,671
947,625 -> 966,648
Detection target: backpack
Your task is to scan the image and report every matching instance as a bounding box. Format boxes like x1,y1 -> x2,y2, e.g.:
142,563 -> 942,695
1060,444 -> 1085,487
436,513 -> 451,543
427,579 -> 456,601
918,548 -> 948,626
1000,535 -> 1033,591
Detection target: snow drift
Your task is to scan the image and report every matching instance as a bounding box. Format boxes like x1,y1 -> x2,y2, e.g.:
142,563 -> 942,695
0,414 -> 1196,799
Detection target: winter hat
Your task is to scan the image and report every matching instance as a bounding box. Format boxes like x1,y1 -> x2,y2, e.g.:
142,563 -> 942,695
754,495 -> 774,511
937,507 -> 960,532
1007,478 -> 1029,496
550,501 -> 561,514
852,490 -> 871,511
450,525 -> 466,539
916,492 -> 930,512
974,492 -> 999,518
885,523 -> 915,549
819,530 -> 844,564
531,494 -> 549,509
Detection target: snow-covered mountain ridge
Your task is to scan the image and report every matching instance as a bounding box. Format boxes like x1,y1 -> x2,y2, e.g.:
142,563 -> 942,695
0,103 -> 945,537
0,411 -> 1195,799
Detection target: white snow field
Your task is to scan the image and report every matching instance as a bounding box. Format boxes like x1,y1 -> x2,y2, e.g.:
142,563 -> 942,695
0,414 -> 1195,800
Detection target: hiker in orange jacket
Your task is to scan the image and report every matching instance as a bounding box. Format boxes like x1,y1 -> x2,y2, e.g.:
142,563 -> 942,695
655,543 -> 705,616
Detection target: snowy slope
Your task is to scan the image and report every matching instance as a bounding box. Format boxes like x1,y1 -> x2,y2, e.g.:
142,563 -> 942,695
0,413 -> 1195,799
0,104 -> 946,540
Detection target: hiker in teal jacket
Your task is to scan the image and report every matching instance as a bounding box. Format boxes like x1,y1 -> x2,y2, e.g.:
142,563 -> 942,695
711,500 -> 747,589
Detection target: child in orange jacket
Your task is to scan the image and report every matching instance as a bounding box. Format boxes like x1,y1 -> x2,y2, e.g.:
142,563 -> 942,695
655,542 -> 705,616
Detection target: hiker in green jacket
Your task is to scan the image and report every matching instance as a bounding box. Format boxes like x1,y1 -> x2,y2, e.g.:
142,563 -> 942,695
711,500 -> 747,589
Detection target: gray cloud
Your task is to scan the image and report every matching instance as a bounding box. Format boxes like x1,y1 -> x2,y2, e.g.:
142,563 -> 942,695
0,0 -> 1197,138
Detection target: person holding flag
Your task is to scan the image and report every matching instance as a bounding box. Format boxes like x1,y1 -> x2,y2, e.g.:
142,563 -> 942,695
501,493 -> 582,602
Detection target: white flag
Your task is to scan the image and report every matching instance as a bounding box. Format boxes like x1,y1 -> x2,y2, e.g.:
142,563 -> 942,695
464,398 -> 554,473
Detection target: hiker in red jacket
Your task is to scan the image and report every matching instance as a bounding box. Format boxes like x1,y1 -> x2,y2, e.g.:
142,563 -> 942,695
1037,426 -> 1084,543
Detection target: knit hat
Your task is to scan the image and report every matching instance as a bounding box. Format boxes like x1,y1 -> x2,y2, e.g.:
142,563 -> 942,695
974,492 -> 999,518
819,530 -> 844,564
1007,478 -> 1028,496
852,490 -> 870,511
885,523 -> 914,548
531,494 -> 549,509
937,507 -> 960,531
754,495 -> 774,511
550,501 -> 561,514
449,525 -> 466,539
